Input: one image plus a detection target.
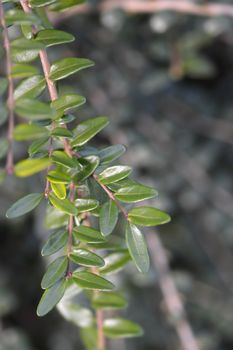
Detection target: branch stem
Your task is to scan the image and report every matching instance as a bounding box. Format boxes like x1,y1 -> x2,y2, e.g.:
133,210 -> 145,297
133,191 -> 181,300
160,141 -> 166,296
0,0 -> 15,175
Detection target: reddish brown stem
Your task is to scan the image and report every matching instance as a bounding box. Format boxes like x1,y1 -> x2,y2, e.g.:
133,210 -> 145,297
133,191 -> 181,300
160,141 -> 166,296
0,0 -> 14,175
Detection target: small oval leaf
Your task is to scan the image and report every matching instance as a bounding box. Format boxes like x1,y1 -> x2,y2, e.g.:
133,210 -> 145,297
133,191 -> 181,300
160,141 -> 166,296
128,206 -> 171,226
72,271 -> 114,291
6,193 -> 43,219
41,256 -> 68,289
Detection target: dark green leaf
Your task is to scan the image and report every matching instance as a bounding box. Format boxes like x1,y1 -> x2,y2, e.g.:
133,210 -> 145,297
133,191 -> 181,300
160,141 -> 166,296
51,150 -> 78,168
51,127 -> 73,138
73,225 -> 106,243
6,193 -> 43,218
41,256 -> 68,289
36,29 -> 74,47
128,206 -> 171,226
98,144 -> 126,164
126,224 -> 149,273
14,76 -> 46,100
103,318 -> 143,338
14,158 -> 50,177
49,193 -> 78,215
49,57 -> 94,81
73,156 -> 99,183
115,184 -> 157,203
11,64 -> 39,78
37,279 -> 67,316
51,94 -> 86,118
41,228 -> 68,256
72,271 -> 114,291
92,292 -> 128,310
98,165 -> 132,185
75,198 -> 99,212
100,251 -> 131,274
0,138 -> 8,159
70,248 -> 105,267
71,116 -> 109,147
14,124 -> 49,141
15,98 -> 55,120
99,200 -> 118,236
28,137 -> 49,155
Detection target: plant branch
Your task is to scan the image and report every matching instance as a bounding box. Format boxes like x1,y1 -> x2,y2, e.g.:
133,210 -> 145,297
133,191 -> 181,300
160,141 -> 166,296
51,0 -> 233,25
0,0 -> 14,175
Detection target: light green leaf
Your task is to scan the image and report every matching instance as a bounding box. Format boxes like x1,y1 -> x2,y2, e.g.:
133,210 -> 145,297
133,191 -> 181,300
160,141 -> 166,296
41,228 -> 68,256
70,248 -> 105,267
51,94 -> 86,118
51,182 -> 67,200
72,271 -> 114,291
21,23 -> 33,40
99,200 -> 118,236
5,9 -> 40,25
14,158 -> 50,177
51,127 -> 73,138
13,124 -> 49,141
128,206 -> 171,226
73,156 -> 99,183
115,184 -> 157,203
98,144 -> 126,164
75,198 -> 99,213
92,292 -> 128,310
103,318 -> 143,338
41,256 -> 68,289
98,165 -> 132,185
6,193 -> 43,218
100,251 -> 131,274
126,223 -> 149,273
49,193 -> 78,215
49,0 -> 85,12
37,279 -> 67,317
15,98 -> 55,120
47,169 -> 71,184
73,225 -> 106,243
11,37 -> 44,50
11,64 -> 39,79
35,29 -> 74,47
30,0 -> 57,7
51,150 -> 78,168
71,116 -> 109,147
49,57 -> 94,81
45,206 -> 68,229
14,76 -> 46,100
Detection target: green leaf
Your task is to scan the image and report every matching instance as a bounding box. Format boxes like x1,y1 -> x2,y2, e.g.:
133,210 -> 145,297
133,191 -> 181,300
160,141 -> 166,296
128,206 -> 171,226
5,9 -> 40,25
49,57 -> 94,81
0,78 -> 8,95
11,37 -> 44,50
47,169 -> 71,184
14,121 -> 49,140
51,150 -> 78,168
41,229 -> 68,256
49,193 -> 78,215
45,206 -> 68,229
99,200 -> 118,236
51,127 -> 73,138
92,292 -> 128,310
75,198 -> 99,212
14,158 -> 50,177
41,256 -> 68,289
35,29 -> 74,47
51,182 -> 67,200
73,225 -> 106,243
73,156 -> 99,183
100,251 -> 131,274
87,177 -> 108,205
103,318 -> 143,338
30,0 -> 57,7
11,38 -> 44,63
21,23 -> 34,40
98,144 -> 126,165
15,98 -> 55,120
6,193 -> 43,219
80,327 -> 97,350
49,0 -> 85,12
37,279 -> 67,317
11,64 -> 39,78
126,224 -> 149,273
14,76 -> 46,100
70,248 -> 105,267
98,165 -> 132,185
72,271 -> 114,291
71,116 -> 109,147
51,94 -> 86,118
115,184 -> 157,203
0,138 -> 8,159
28,137 -> 49,155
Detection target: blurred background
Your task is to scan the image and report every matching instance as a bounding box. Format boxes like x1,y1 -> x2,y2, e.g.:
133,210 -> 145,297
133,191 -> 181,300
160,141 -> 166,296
1,0 -> 233,349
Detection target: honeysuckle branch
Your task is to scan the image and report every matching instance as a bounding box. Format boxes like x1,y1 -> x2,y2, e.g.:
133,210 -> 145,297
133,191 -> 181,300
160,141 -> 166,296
0,0 -> 15,175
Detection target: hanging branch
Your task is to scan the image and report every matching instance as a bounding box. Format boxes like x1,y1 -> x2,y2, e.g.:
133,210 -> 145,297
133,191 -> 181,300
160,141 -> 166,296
0,0 -> 14,175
